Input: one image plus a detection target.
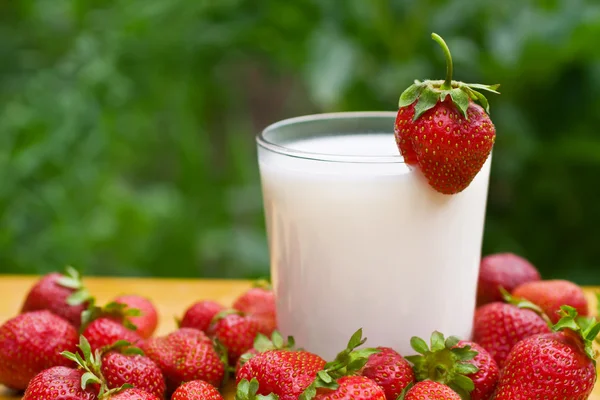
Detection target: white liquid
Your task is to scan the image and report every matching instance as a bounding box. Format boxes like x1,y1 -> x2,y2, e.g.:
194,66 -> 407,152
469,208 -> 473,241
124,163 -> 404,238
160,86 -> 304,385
258,133 -> 491,359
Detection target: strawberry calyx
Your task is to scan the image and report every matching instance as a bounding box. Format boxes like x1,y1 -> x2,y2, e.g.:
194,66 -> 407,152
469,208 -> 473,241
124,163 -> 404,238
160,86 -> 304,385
398,33 -> 500,121
56,266 -> 93,307
211,309 -> 245,324
61,336 -> 139,398
238,330 -> 296,368
235,378 -> 279,400
404,331 -> 477,400
299,328 -> 380,400
552,305 -> 600,363
499,286 -> 553,325
252,279 -> 272,291
80,300 -> 142,332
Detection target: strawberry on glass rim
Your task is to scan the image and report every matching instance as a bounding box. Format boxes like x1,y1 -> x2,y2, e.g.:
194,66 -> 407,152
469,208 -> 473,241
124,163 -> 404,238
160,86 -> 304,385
394,33 -> 500,195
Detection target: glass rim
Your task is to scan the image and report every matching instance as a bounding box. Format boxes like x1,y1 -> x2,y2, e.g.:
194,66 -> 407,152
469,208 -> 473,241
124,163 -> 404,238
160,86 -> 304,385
256,111 -> 405,164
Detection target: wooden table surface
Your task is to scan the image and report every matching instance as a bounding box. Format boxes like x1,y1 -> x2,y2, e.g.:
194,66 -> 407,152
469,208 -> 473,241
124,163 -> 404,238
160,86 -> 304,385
0,275 -> 598,399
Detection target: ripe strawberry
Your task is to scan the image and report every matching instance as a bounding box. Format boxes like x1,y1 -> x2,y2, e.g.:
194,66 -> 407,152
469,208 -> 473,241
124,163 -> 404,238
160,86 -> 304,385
101,347 -> 166,398
0,310 -> 78,390
237,329 -> 378,400
233,280 -> 277,335
401,381 -> 461,400
110,388 -> 160,400
22,366 -> 98,400
394,33 -> 499,195
237,349 -> 324,400
512,279 -> 588,323
360,347 -> 414,400
405,332 -> 498,400
180,300 -> 224,332
142,328 -> 225,392
476,252 -> 541,306
236,331 -> 295,375
209,311 -> 261,364
113,295 -> 159,338
171,380 -> 224,400
493,306 -> 599,399
472,300 -> 550,368
81,301 -> 146,352
314,375 -> 385,400
83,317 -> 144,352
21,266 -> 92,328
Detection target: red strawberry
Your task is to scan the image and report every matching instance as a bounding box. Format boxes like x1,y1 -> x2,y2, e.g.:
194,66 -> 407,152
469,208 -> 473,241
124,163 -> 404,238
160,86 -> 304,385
493,306 -> 598,399
22,366 -> 98,400
113,295 -> 159,338
456,341 -> 498,400
236,331 -> 295,375
476,252 -> 541,306
110,388 -> 160,400
237,329 -> 377,400
401,381 -> 461,400
180,300 -> 224,332
171,380 -> 224,400
512,279 -> 589,323
142,328 -> 225,392
394,33 -> 498,195
21,267 -> 92,328
405,332 -> 498,400
83,317 -> 144,352
101,348 -> 166,398
314,375 -> 385,400
209,311 -> 261,364
360,347 -> 414,400
233,281 -> 277,335
472,300 -> 550,368
236,349 -> 324,400
0,310 -> 78,390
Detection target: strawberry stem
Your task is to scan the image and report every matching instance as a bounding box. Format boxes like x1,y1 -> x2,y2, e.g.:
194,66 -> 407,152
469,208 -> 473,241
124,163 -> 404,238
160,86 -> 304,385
431,33 -> 453,90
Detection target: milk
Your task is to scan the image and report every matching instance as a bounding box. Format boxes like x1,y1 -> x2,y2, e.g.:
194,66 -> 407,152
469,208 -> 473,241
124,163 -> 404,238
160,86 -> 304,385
258,132 -> 491,359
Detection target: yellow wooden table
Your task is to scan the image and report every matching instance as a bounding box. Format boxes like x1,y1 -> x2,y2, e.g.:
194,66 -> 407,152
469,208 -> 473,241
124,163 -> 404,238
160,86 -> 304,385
0,275 -> 598,399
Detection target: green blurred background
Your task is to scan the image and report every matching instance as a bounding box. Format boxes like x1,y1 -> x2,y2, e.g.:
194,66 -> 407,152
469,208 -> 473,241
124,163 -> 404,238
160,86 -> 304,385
1,0 -> 599,283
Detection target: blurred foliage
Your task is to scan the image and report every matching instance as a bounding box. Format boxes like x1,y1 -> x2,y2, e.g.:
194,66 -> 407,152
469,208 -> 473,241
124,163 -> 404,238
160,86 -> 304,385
1,0 -> 599,282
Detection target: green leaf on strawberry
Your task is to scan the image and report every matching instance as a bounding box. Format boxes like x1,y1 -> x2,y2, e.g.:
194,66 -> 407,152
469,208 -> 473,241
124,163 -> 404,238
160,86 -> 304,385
398,33 -> 500,121
298,328 -> 380,400
499,286 -> 553,325
235,378 -> 280,400
56,266 -> 93,307
80,300 -> 141,332
552,305 -> 600,363
405,331 -> 477,400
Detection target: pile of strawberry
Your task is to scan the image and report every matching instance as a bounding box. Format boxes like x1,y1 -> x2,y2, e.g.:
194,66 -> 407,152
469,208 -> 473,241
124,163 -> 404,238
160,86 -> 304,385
0,253 -> 598,400
0,268 -> 276,399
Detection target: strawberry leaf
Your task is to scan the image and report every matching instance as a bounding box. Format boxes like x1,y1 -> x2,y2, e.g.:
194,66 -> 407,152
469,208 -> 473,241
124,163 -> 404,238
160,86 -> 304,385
251,278 -> 272,290
57,266 -> 83,289
413,86 -> 439,121
61,350 -> 83,366
410,336 -> 429,355
81,372 -> 101,389
464,83 -> 501,94
396,382 -> 414,400
347,328 -> 365,350
552,306 -> 600,362
449,88 -> 470,119
398,83 -> 424,108
79,336 -> 93,362
405,331 -> 477,397
67,288 -> 92,306
500,286 -> 552,325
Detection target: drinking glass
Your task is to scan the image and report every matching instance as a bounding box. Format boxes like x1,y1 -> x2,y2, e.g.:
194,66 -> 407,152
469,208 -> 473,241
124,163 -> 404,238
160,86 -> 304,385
257,112 -> 491,359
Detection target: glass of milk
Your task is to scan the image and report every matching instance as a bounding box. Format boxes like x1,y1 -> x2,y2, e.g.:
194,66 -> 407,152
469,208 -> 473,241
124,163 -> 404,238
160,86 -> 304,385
257,112 -> 491,359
